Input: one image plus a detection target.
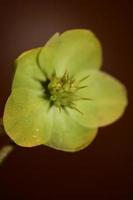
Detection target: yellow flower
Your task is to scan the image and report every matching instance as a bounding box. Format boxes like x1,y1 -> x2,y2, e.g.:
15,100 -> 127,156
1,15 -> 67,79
3,29 -> 128,152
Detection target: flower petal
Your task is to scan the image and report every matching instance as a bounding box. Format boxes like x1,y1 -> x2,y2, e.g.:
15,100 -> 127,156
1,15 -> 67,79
12,48 -> 46,91
45,106 -> 98,152
4,88 -> 97,150
3,88 -> 53,147
39,29 -> 102,77
68,70 -> 128,128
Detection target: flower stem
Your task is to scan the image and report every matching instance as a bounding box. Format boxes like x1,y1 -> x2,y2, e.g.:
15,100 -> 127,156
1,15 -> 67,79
0,145 -> 14,165
0,117 -> 15,165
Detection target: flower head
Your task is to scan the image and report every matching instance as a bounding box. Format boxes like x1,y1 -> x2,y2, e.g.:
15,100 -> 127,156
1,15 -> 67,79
3,29 -> 128,152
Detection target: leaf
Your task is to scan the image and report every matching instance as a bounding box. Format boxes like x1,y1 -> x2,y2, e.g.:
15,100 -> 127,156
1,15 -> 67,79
67,70 -> 128,128
39,29 -> 102,77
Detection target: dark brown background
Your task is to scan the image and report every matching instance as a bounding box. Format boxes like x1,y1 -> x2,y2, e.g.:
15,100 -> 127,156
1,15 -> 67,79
0,0 -> 132,199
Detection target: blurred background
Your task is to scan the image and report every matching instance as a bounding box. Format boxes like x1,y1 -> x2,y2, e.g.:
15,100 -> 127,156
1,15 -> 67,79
0,0 -> 132,199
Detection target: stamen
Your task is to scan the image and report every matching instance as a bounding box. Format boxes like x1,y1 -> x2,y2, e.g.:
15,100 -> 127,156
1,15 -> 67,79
80,97 -> 92,101
79,74 -> 90,82
69,105 -> 84,115
76,85 -> 88,90
43,70 -> 91,114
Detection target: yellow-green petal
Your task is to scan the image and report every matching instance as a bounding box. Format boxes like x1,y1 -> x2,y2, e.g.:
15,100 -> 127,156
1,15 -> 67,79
12,48 -> 46,91
3,87 -> 97,150
38,29 -> 102,77
45,106 -> 98,152
3,88 -> 53,147
68,70 -> 128,128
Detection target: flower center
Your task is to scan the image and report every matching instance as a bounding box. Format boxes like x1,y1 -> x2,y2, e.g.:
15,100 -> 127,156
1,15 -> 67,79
43,71 -> 90,113
48,71 -> 78,108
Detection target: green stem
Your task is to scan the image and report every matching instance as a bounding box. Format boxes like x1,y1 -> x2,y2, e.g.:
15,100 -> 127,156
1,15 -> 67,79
0,117 -> 15,165
0,145 -> 14,165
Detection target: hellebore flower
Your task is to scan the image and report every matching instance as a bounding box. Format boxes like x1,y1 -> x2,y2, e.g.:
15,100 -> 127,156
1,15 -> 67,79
3,29 -> 128,152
